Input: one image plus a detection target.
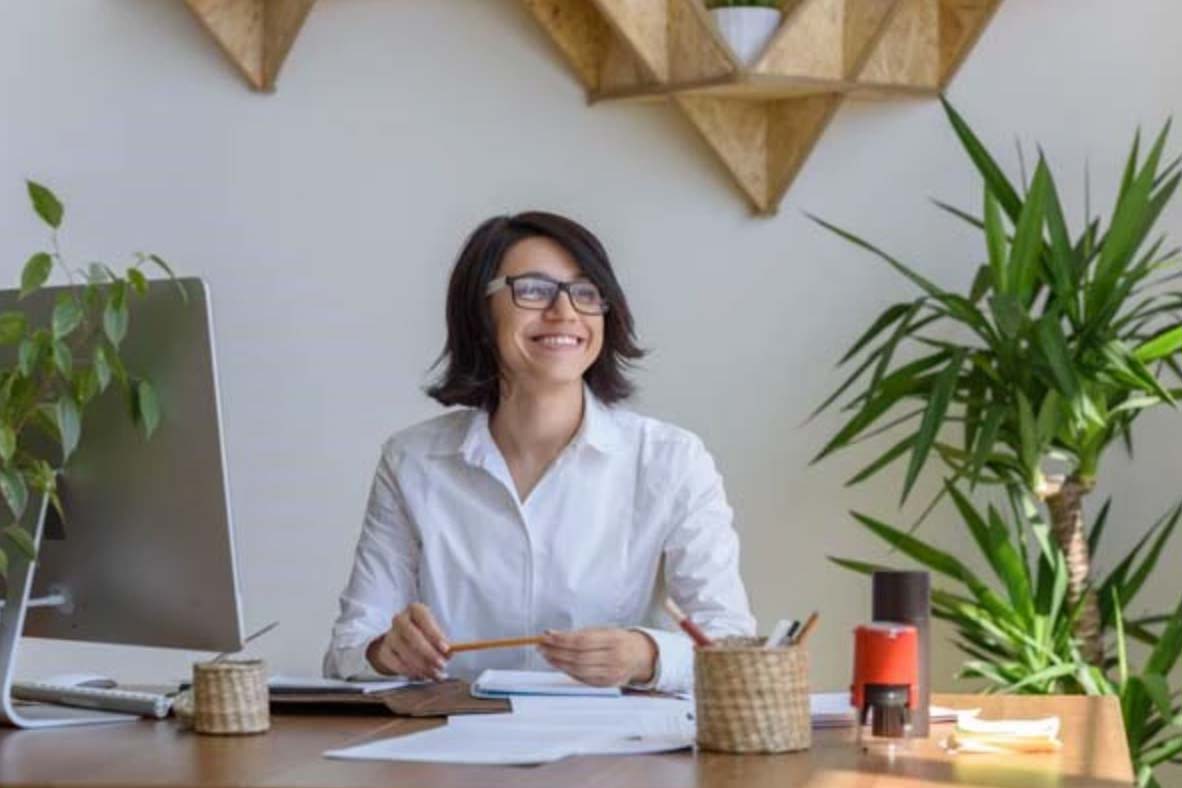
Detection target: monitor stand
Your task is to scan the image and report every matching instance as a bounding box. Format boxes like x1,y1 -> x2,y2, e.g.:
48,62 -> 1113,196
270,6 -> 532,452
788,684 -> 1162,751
0,495 -> 137,728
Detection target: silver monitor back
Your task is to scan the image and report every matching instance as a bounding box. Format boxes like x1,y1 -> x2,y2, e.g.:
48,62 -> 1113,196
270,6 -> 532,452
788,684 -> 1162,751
0,277 -> 244,653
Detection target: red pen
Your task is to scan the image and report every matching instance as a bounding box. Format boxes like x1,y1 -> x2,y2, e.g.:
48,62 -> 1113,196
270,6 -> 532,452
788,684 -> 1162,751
664,597 -> 714,648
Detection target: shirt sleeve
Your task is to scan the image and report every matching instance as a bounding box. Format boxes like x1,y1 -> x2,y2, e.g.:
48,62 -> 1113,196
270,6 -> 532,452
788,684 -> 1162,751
644,434 -> 757,694
322,444 -> 420,680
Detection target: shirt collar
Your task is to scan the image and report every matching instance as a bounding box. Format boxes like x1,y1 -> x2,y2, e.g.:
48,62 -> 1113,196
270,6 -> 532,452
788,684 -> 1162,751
454,384 -> 621,466
572,384 -> 622,455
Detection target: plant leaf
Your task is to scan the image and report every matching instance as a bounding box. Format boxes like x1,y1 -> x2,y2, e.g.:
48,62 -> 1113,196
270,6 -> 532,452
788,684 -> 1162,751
1088,497 -> 1112,557
1134,324 -> 1182,363
1036,315 -> 1080,400
52,294 -> 84,340
1007,159 -> 1050,305
984,186 -> 1008,294
27,181 -> 63,228
102,287 -> 129,346
127,267 -> 148,296
56,396 -> 81,462
0,470 -> 29,520
0,424 -> 15,463
846,434 -> 915,486
0,312 -> 26,344
2,523 -> 36,560
135,380 -> 161,438
52,340 -> 73,377
20,252 -> 53,298
93,346 -> 112,391
941,98 -> 1023,220
902,349 -> 966,504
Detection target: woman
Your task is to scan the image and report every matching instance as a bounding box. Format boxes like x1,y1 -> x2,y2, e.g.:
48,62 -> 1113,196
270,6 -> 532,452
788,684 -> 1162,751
324,212 -> 754,693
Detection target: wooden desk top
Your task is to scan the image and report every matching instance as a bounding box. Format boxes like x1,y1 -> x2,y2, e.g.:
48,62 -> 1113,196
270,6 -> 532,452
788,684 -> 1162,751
0,694 -> 1134,787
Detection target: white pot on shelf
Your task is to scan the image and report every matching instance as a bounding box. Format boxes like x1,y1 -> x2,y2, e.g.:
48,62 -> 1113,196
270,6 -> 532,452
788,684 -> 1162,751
709,6 -> 783,68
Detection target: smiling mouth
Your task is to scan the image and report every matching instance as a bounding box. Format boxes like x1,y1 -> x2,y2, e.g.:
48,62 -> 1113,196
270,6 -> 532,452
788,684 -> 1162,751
531,334 -> 586,349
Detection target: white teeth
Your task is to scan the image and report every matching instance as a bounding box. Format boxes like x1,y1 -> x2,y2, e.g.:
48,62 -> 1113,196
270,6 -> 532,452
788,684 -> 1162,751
535,335 -> 581,347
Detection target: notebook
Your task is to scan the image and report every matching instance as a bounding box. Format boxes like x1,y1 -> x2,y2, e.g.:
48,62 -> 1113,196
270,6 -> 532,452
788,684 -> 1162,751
267,675 -> 414,695
470,669 -> 622,698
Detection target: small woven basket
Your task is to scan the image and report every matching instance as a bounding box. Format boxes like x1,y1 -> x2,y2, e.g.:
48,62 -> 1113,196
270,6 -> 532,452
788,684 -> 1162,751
191,659 -> 270,735
694,636 -> 811,753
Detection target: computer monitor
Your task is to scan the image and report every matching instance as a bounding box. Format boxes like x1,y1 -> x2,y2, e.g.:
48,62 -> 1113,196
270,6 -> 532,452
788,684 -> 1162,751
0,277 -> 244,727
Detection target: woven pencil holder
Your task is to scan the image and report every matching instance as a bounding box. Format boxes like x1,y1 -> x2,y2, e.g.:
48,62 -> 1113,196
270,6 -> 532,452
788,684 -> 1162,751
192,659 -> 270,735
694,636 -> 811,753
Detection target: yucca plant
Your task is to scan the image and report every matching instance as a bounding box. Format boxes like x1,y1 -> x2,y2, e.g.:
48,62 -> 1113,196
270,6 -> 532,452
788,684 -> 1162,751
811,99 -> 1182,666
810,100 -> 1182,785
831,486 -> 1182,786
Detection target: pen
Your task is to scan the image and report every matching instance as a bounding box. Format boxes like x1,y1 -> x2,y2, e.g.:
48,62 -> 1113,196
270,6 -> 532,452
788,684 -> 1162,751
764,618 -> 794,649
663,598 -> 714,648
792,611 -> 820,646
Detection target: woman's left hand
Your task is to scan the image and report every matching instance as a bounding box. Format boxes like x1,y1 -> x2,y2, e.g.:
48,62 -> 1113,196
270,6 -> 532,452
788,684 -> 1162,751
538,628 -> 658,687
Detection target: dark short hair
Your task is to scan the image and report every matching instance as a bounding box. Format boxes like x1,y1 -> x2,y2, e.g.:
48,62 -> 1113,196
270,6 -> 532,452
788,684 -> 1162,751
426,211 -> 645,411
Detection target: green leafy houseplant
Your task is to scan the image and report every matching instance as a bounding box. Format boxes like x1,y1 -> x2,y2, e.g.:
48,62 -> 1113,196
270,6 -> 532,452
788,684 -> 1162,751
0,181 -> 179,578
811,101 -> 1182,785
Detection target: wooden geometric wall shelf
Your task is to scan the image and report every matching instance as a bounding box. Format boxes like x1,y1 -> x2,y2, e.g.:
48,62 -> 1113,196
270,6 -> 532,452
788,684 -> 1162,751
183,0 -> 317,91
523,0 -> 1001,214
175,0 -> 999,214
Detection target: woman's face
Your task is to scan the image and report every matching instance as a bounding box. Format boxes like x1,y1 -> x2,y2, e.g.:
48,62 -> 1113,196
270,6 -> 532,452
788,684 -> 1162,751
488,236 -> 605,395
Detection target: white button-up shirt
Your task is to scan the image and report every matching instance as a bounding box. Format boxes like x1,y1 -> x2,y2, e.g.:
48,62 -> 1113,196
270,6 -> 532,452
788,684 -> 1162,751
323,389 -> 756,693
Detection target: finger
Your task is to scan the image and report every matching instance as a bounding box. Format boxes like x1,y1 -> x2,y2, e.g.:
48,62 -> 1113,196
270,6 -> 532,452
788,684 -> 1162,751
392,627 -> 443,678
408,603 -> 449,652
538,646 -> 614,673
541,653 -> 621,687
538,639 -> 617,662
397,613 -> 447,665
542,629 -> 615,652
378,638 -> 413,677
576,669 -> 622,687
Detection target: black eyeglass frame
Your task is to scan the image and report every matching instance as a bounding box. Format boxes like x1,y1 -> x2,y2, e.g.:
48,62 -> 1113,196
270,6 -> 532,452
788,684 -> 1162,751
485,274 -> 611,315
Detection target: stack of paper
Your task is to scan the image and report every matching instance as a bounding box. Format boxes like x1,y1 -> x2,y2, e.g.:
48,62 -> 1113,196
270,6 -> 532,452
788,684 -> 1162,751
324,688 -> 695,765
470,669 -> 622,698
945,710 -> 1062,753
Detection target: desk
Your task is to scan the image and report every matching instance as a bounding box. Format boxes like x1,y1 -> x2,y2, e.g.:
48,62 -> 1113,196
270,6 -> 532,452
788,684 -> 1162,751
0,694 -> 1134,787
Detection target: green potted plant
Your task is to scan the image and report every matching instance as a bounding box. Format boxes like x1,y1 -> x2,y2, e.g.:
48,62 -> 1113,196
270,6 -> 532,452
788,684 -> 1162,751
811,101 -> 1182,786
705,0 -> 784,66
0,181 -> 178,578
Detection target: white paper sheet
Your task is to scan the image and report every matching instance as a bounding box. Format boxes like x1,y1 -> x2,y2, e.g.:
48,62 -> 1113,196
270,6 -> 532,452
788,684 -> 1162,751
323,693 -> 695,765
470,669 -> 622,697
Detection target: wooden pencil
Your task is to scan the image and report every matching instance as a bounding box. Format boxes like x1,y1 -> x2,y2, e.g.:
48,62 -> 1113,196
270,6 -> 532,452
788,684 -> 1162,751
792,611 -> 820,646
445,635 -> 545,656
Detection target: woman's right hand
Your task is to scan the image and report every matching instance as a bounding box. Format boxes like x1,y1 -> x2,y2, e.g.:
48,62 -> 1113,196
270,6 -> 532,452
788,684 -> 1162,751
366,602 -> 450,680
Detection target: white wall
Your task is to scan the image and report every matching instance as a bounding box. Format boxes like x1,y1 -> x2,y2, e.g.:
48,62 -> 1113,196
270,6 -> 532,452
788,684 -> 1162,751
2,0 -> 1180,716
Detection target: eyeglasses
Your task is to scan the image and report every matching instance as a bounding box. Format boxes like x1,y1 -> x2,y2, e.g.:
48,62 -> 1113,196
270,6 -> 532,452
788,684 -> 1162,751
485,274 -> 610,315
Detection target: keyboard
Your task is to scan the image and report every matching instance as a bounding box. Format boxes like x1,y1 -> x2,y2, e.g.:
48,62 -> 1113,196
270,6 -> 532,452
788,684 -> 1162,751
11,681 -> 173,719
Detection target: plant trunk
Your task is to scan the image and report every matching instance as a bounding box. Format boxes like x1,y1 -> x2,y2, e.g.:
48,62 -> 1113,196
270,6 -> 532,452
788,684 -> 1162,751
1039,474 -> 1103,665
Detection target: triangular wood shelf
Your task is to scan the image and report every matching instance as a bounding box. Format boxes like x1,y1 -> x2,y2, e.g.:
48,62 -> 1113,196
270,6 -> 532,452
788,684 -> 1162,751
524,0 -> 1003,214
678,93 -> 843,214
184,0 -> 317,91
